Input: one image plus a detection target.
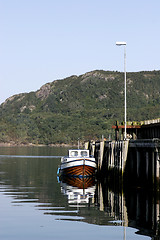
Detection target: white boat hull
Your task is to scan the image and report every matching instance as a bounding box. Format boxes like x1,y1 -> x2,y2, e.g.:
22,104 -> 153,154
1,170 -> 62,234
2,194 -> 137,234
60,157 -> 96,177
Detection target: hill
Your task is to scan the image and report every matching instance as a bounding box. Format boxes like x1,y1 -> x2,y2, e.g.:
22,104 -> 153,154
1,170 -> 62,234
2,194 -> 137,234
0,70 -> 160,145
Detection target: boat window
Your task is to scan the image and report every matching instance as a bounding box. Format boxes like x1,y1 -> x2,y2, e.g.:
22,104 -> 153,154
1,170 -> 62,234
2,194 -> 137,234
81,151 -> 88,157
70,151 -> 78,157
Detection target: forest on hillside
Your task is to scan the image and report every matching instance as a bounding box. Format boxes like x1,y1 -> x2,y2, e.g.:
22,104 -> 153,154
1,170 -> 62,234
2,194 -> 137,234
0,70 -> 160,145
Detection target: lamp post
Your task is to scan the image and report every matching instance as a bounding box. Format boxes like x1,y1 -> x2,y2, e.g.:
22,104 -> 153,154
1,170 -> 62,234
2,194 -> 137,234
116,41 -> 127,140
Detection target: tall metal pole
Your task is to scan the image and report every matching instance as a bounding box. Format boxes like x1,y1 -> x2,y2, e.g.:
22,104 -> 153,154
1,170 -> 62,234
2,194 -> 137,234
124,45 -> 127,140
116,41 -> 127,140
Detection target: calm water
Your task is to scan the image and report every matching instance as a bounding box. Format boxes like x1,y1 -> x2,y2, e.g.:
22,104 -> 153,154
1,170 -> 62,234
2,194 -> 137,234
0,146 -> 157,240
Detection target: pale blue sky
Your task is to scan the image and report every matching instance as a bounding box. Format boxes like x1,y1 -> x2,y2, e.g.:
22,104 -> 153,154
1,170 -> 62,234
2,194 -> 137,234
0,0 -> 160,104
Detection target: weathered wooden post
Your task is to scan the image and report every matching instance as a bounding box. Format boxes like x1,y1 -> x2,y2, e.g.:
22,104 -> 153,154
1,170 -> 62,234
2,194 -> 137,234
91,140 -> 96,157
98,140 -> 105,172
84,141 -> 89,150
155,148 -> 159,178
122,140 -> 129,176
146,151 -> 149,180
136,150 -> 140,178
111,141 -> 115,168
155,147 -> 160,188
152,151 -> 155,187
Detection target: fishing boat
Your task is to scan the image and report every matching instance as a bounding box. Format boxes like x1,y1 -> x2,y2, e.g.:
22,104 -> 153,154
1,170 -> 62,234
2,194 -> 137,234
59,149 -> 97,177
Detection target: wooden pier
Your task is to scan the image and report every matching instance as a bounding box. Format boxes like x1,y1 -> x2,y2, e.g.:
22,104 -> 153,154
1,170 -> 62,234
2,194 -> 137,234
85,118 -> 160,187
86,139 -> 160,187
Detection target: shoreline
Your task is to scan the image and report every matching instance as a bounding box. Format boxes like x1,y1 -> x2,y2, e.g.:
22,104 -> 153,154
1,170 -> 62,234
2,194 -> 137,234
0,142 -> 81,148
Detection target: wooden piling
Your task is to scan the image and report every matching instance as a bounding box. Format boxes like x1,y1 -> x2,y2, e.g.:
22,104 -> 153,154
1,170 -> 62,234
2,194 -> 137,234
136,151 -> 140,178
121,140 -> 129,175
99,141 -> 105,171
146,151 -> 149,180
91,140 -> 96,157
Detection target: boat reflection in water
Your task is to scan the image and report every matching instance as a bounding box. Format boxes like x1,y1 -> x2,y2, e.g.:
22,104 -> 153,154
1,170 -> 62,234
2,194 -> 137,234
59,175 -> 96,205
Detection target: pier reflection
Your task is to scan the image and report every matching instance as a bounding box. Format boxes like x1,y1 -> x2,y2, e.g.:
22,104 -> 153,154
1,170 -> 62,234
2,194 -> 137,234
124,187 -> 160,238
60,174 -> 160,238
97,179 -> 160,239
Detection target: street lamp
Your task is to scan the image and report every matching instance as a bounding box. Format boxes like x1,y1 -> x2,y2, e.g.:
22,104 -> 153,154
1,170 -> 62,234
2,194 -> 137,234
116,41 -> 127,140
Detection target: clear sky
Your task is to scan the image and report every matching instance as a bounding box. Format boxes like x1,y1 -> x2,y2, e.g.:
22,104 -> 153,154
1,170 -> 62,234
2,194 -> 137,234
0,0 -> 160,104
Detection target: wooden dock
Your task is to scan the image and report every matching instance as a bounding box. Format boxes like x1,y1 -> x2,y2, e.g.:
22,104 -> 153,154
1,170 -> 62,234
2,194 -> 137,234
85,118 -> 160,187
86,139 -> 160,187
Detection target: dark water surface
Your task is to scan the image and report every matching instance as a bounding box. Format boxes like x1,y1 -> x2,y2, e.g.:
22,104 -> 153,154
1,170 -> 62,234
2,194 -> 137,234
0,146 -> 156,239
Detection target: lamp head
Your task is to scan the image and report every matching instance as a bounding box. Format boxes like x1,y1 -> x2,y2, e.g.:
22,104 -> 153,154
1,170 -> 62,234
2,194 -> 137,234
116,41 -> 126,46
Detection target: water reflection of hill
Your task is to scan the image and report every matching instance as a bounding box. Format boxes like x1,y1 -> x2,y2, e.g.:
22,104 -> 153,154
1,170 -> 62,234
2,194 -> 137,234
0,154 -> 160,238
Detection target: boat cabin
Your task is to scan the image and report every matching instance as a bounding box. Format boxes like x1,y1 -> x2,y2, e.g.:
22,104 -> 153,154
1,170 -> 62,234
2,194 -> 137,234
68,149 -> 89,158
